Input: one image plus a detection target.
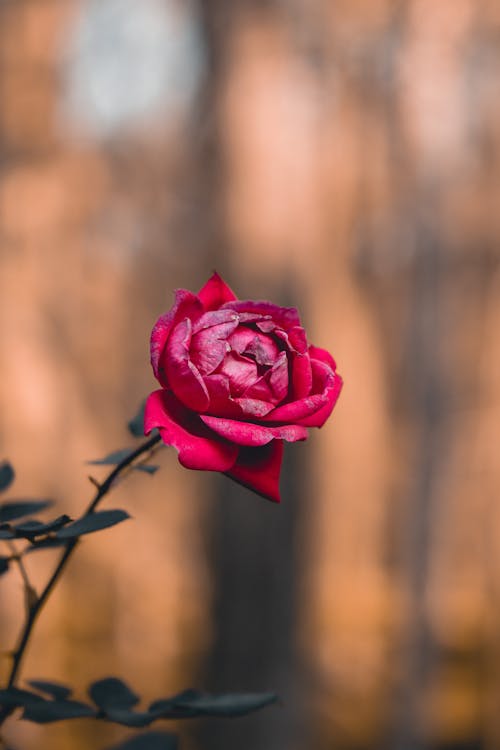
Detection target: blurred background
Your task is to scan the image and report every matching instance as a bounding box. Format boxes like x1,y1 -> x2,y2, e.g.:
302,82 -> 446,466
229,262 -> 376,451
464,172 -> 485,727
1,1 -> 500,749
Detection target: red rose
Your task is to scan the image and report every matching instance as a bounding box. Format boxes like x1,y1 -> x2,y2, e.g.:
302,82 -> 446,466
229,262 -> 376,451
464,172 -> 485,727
144,273 -> 342,502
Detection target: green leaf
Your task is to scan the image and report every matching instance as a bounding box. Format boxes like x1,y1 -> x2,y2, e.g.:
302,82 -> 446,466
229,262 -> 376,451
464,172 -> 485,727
89,678 -> 139,711
133,465 -> 159,475
0,525 -> 14,540
0,462 -> 15,493
0,687 -> 45,707
0,557 -> 9,576
14,515 -> 72,539
28,680 -> 72,701
22,699 -> 96,723
56,510 -> 130,540
0,500 -> 52,523
107,731 -> 178,750
104,708 -> 156,728
127,402 -> 146,438
88,449 -> 134,466
175,691 -> 278,717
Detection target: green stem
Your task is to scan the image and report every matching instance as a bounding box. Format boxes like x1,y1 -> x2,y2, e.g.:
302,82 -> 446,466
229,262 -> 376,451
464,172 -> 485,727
0,433 -> 162,725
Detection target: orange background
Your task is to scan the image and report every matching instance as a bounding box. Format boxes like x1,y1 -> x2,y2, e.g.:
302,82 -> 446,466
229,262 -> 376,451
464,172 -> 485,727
2,1 -> 500,749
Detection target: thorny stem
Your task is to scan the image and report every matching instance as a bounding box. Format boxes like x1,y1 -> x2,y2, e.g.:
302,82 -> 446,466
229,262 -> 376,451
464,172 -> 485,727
0,433 -> 162,726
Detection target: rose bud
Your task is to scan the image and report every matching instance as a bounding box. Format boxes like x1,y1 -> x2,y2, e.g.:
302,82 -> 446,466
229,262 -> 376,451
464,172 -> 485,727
144,273 -> 342,502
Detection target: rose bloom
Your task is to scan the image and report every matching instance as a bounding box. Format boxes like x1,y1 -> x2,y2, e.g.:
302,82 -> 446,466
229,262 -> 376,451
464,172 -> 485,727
144,273 -> 342,502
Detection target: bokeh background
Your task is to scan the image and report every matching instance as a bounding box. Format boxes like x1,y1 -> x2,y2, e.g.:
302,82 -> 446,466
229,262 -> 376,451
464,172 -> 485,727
2,1 -> 500,749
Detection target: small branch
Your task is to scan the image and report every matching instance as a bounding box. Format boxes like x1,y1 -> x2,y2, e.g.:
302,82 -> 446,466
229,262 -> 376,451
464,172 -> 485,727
0,433 -> 162,725
5,541 -> 35,609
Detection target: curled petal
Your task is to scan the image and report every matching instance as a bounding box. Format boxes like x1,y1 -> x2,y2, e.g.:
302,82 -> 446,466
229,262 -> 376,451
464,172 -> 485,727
200,415 -> 307,446
298,373 -> 343,427
151,290 -> 203,384
225,441 -> 284,503
164,319 -> 210,412
308,344 -> 337,372
262,359 -> 339,425
222,300 -> 300,331
198,272 -> 237,311
144,390 -> 238,471
204,374 -> 275,418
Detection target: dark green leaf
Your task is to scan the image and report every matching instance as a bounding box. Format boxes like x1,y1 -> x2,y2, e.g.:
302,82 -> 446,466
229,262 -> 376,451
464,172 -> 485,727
88,449 -> 134,466
22,699 -> 95,723
0,500 -> 52,523
56,510 -> 130,539
127,402 -> 146,438
106,731 -> 178,750
89,678 -> 139,711
133,465 -> 159,475
26,538 -> 69,553
0,556 -> 9,575
148,690 -> 201,719
28,680 -> 72,701
176,691 -> 278,717
104,708 -> 155,728
0,525 -> 14,540
0,462 -> 15,493
14,515 -> 72,539
0,688 -> 45,707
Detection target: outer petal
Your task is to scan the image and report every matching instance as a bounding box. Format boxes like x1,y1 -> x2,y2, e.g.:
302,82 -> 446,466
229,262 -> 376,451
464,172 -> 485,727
262,359 -> 339,425
308,344 -> 337,372
297,373 -> 343,427
144,390 -> 238,471
164,319 -> 210,412
198,272 -> 237,311
200,414 -> 307,446
151,290 -> 203,383
225,440 -> 284,503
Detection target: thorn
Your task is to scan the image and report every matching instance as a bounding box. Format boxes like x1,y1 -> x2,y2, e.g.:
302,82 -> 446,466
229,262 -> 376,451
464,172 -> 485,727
88,475 -> 101,490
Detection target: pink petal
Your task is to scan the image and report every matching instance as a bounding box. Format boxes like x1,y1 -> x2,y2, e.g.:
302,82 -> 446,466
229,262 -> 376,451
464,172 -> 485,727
262,359 -> 337,424
217,352 -> 258,395
144,390 -> 238,471
200,415 -> 307,446
225,441 -> 284,503
164,319 -> 210,412
151,290 -> 203,384
198,272 -> 237,311
222,300 -> 300,331
204,375 -> 275,418
191,311 -> 240,375
192,309 -> 240,334
291,352 -> 312,399
267,352 -> 289,401
308,344 -> 337,372
298,373 -> 343,427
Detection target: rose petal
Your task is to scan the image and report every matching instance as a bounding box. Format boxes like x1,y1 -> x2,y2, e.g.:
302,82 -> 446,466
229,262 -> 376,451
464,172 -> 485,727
225,441 -> 284,503
144,390 -> 238,471
291,352 -> 312,399
200,414 -> 307,446
298,373 -> 343,427
151,290 -> 203,384
222,300 -> 300,331
204,375 -> 275,418
192,309 -> 240,335
164,319 -> 210,412
308,344 -> 337,372
267,352 -> 289,401
217,352 -> 258,396
198,272 -> 237,311
262,359 -> 336,423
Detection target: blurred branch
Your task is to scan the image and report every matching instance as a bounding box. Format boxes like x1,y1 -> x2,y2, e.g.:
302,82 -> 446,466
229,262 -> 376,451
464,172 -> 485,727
0,433 -> 162,726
